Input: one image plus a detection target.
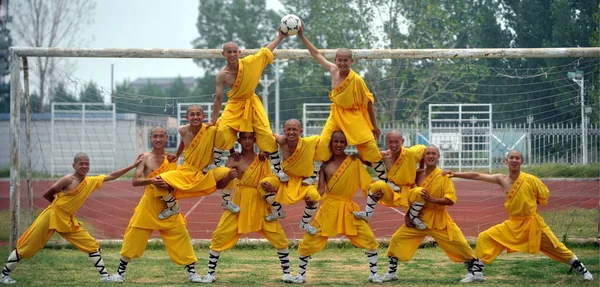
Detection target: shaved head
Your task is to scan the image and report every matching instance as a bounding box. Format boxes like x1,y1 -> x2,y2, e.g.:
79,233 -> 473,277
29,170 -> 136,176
285,118 -> 301,127
427,144 -> 440,153
335,48 -> 353,58
73,152 -> 89,163
386,130 -> 403,140
506,149 -> 523,159
186,105 -> 203,115
222,41 -> 239,51
151,125 -> 167,135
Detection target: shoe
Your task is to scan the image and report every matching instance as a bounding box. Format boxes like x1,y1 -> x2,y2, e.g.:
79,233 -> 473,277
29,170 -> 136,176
353,211 -> 371,222
158,207 -> 180,220
222,201 -> 240,214
203,164 -> 217,173
110,273 -> 125,282
99,274 -> 112,283
382,272 -> 398,282
265,209 -> 286,222
0,275 -> 16,284
301,177 -> 316,185
202,274 -> 216,283
411,217 -> 426,230
387,181 -> 401,192
583,271 -> 593,281
188,273 -> 203,283
277,171 -> 290,183
291,274 -> 306,284
459,272 -> 486,283
282,273 -> 294,283
368,273 -> 383,283
299,222 -> 317,235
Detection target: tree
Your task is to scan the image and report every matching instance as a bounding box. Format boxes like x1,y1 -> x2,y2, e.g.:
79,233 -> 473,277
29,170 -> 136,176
0,3 -> 12,113
165,76 -> 191,116
10,0 -> 96,112
79,81 -> 104,103
51,82 -> 78,103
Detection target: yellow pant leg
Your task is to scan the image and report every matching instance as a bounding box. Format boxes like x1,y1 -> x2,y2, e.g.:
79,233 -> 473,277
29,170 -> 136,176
356,139 -> 382,163
160,225 -> 198,265
254,121 -> 277,153
407,187 -> 425,203
370,181 -> 397,207
297,222 -> 329,256
59,228 -> 100,254
215,124 -> 238,151
386,225 -> 427,261
305,185 -> 321,202
539,231 -> 574,264
259,176 -> 280,196
475,227 -> 506,264
346,220 -> 379,251
209,213 -> 242,252
258,225 -> 289,250
429,224 -> 474,262
16,211 -> 56,259
153,187 -> 170,197
120,226 -> 152,259
314,118 -> 340,162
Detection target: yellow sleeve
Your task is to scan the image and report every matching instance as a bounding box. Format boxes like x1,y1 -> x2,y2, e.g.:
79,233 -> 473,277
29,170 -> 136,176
532,176 -> 549,206
356,159 -> 374,197
442,176 -> 457,203
358,77 -> 375,107
243,47 -> 274,68
413,145 -> 426,161
88,175 -> 106,191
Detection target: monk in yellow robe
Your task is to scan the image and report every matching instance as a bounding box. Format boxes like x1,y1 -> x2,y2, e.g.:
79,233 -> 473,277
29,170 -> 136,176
383,145 -> 476,283
156,105 -> 234,220
355,130 -> 427,229
291,131 -> 383,284
112,127 -> 234,283
202,132 -> 292,284
258,119 -> 322,234
0,153 -> 140,284
447,150 -> 593,283
298,26 -> 399,192
204,29 -> 289,182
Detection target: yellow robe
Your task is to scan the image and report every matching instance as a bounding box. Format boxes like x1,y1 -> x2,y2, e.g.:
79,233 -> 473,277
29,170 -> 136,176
260,136 -> 322,204
160,124 -> 230,199
210,155 -> 288,251
17,175 -> 106,258
315,70 -> 380,163
387,167 -> 474,262
378,145 -> 426,208
129,159 -> 185,230
479,172 -> 560,254
215,48 -> 277,152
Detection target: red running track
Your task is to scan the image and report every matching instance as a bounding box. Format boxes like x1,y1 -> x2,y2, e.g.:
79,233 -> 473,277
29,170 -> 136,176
0,179 -> 598,241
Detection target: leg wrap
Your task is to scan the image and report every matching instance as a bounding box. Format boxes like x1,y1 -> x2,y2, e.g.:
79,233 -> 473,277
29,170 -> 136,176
88,251 -> 109,276
117,257 -> 130,276
298,255 -> 311,276
269,151 -> 283,173
185,262 -> 196,276
568,256 -> 589,275
1,250 -> 20,277
364,192 -> 378,217
373,160 -> 388,181
365,251 -> 378,276
278,249 -> 291,275
207,250 -> 220,275
388,256 -> 398,274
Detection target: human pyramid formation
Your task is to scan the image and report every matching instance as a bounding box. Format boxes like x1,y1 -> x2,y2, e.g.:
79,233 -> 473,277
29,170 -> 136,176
0,19 -> 594,285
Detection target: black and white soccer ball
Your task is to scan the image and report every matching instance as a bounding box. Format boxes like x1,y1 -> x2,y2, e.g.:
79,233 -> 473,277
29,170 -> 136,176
279,14 -> 302,36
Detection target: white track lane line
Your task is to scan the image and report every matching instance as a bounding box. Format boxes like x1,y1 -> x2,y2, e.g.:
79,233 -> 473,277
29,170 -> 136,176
390,207 -> 405,216
185,196 -> 206,217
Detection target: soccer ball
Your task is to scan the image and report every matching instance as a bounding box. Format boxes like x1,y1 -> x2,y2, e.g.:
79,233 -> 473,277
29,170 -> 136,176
279,14 -> 302,36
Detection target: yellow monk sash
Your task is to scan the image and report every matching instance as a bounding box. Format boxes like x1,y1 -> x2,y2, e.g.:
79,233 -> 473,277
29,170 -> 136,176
329,70 -> 356,102
326,156 -> 353,193
282,138 -> 304,168
388,148 -> 408,186
505,172 -> 542,252
55,178 -> 88,198
183,124 -> 208,162
239,156 -> 261,183
504,172 -> 527,209
323,192 -> 352,202
419,167 -> 441,190
147,157 -> 170,179
419,167 -> 455,240
226,59 -> 245,99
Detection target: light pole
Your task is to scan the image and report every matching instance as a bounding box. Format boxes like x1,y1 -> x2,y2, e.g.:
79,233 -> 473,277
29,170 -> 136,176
527,115 -> 533,164
470,115 -> 477,168
567,70 -> 586,164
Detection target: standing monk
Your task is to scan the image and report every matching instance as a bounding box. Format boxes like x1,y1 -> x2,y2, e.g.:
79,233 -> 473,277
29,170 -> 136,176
447,150 -> 594,283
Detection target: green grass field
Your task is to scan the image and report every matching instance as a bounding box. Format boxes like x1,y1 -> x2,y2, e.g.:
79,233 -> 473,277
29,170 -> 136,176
0,243 -> 597,286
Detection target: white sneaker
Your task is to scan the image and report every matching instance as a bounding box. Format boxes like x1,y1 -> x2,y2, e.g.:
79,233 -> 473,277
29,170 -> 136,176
299,222 -> 317,235
583,271 -> 594,281
353,211 -> 371,222
188,273 -> 202,283
99,274 -> 112,283
387,181 -> 401,192
203,163 -> 218,173
301,177 -> 316,185
265,209 -> 286,222
202,274 -> 216,283
0,275 -> 16,284
158,207 -> 180,220
110,273 -> 125,282
411,217 -> 426,230
292,274 -> 305,284
368,273 -> 383,283
277,171 -> 290,182
460,272 -> 486,283
222,201 -> 240,213
282,273 -> 294,283
382,273 -> 398,282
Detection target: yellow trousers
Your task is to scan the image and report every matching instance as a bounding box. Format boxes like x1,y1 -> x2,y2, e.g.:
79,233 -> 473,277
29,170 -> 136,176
298,218 -> 379,256
214,123 -> 277,153
259,176 -> 321,205
476,228 -> 574,264
120,225 -> 197,265
17,212 -> 99,259
387,224 -> 474,262
314,118 -> 381,163
210,213 -> 289,252
370,180 -> 423,209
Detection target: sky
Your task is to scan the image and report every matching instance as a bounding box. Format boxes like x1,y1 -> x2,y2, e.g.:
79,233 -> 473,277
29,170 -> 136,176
69,0 -> 284,102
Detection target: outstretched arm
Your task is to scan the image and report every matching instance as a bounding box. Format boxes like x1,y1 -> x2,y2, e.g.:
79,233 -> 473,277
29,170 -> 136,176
298,25 -> 337,73
104,154 -> 143,182
446,171 -> 503,185
265,30 -> 287,52
210,73 -> 225,125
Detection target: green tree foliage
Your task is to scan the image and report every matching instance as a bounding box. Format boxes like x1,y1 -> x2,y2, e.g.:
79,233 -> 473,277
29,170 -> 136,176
51,82 -> 78,103
79,81 -> 104,103
0,13 -> 12,113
